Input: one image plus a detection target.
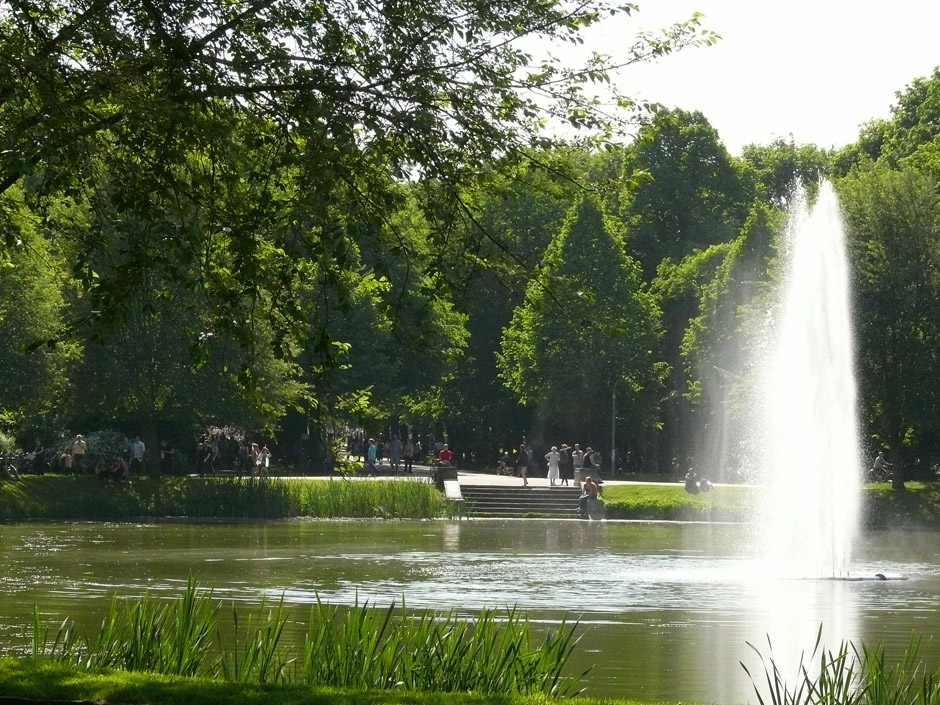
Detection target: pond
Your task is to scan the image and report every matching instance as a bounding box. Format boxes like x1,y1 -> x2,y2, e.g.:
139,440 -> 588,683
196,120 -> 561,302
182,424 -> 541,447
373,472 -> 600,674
1,519 -> 939,703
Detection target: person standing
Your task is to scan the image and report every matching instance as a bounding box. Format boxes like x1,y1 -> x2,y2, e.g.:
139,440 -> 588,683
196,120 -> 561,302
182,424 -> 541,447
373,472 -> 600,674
559,444 -> 572,486
199,438 -> 215,475
258,444 -> 272,476
517,443 -> 531,487
545,446 -> 560,486
572,444 -> 584,470
590,448 -> 602,474
130,436 -> 146,474
71,435 -> 87,474
29,438 -> 45,474
389,434 -> 403,473
403,437 -> 415,474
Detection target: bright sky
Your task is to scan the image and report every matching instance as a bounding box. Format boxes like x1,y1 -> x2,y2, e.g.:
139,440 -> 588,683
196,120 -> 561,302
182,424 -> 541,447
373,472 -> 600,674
589,0 -> 940,155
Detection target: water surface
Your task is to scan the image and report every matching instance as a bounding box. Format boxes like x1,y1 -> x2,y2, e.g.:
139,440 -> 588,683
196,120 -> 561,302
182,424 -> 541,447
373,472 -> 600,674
1,519 -> 938,703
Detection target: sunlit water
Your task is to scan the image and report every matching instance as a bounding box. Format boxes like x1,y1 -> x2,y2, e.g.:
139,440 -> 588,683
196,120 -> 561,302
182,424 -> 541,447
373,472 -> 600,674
758,181 -> 861,576
2,520 -> 939,703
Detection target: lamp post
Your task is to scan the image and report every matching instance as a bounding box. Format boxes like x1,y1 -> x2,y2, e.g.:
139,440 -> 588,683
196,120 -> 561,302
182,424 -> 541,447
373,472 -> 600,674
611,387 -> 617,477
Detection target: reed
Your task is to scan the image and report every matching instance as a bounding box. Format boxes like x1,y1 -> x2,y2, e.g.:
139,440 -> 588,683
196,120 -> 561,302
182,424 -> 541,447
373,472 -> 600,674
0,476 -> 453,520
743,626 -> 940,705
24,580 -> 586,697
219,598 -> 292,685
298,597 -> 585,695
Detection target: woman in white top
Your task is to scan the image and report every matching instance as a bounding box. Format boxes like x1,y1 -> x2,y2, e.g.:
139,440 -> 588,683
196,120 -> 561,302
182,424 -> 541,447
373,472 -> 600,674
545,446 -> 560,486
71,435 -> 87,474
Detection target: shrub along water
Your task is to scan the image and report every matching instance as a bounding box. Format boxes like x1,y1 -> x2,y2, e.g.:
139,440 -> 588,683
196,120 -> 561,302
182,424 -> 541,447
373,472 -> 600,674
0,476 -> 454,520
25,579 -> 587,697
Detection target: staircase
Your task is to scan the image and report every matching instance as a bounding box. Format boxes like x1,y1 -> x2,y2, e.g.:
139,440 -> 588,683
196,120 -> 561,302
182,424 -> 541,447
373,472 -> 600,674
460,484 -> 586,519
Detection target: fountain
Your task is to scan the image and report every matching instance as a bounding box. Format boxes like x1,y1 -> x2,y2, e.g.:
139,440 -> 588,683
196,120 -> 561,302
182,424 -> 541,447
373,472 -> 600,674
757,180 -> 862,578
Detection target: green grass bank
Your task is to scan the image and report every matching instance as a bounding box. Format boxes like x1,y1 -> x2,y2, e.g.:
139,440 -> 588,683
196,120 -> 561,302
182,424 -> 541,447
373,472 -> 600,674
0,476 -> 453,521
601,481 -> 940,529
0,660 -> 652,705
1,476 -> 939,527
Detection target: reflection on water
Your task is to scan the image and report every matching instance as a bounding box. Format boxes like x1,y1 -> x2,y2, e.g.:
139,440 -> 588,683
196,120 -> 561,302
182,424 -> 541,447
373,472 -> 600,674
1,519 -> 939,703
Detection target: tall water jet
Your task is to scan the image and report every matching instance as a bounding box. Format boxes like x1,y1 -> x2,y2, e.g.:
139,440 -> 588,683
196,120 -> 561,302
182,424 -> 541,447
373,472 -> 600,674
758,180 -> 861,577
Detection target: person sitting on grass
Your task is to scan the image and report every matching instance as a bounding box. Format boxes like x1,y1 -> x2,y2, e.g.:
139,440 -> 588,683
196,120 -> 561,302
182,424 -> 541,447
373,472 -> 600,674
98,457 -> 130,483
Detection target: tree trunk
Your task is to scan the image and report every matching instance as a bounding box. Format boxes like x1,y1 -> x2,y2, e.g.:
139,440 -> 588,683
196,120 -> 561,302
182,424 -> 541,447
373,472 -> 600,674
143,417 -> 160,476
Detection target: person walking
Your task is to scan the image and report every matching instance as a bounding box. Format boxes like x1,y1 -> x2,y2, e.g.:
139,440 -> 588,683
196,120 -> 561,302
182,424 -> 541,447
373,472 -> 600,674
366,438 -> 378,475
545,446 -> 560,486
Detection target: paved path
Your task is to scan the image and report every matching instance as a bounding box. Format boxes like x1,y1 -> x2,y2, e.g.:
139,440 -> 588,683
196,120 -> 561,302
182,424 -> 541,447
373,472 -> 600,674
454,469 -> 684,488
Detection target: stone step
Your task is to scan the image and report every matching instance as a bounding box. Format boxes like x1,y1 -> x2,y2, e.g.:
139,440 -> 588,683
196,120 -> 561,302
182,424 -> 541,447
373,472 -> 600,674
460,485 -> 591,519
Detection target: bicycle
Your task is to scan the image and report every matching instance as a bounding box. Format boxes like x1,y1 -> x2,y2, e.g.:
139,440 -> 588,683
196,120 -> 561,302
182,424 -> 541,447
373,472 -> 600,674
1,454 -> 23,481
867,464 -> 892,483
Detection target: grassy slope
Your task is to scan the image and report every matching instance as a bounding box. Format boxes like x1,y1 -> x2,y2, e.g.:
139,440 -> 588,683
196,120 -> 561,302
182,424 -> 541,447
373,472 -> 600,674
600,483 -> 756,522
1,476 -> 939,528
602,481 -> 940,529
0,659 -> 663,705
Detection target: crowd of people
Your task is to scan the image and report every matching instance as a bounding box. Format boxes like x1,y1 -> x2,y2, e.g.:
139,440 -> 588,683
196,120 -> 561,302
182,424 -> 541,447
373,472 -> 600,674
348,434 -> 431,475
499,442 -> 602,488
4,430 -> 279,482
194,433 -> 273,476
345,431 -> 464,475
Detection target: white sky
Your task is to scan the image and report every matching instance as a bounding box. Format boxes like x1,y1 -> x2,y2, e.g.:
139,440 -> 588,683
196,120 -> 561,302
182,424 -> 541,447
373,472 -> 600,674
584,0 -> 940,155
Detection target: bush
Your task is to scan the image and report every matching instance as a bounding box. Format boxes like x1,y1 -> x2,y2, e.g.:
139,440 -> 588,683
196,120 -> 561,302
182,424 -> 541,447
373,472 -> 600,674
82,430 -> 129,471
0,430 -> 18,455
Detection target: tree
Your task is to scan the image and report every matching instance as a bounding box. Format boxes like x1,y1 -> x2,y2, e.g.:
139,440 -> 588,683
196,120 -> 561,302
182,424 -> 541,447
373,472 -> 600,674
622,108 -> 748,279
649,243 -> 731,473
0,0 -> 715,365
0,189 -> 77,436
437,148 -> 608,461
679,204 -> 779,479
741,139 -> 834,208
838,165 -> 940,488
498,195 -> 664,450
879,67 -> 940,165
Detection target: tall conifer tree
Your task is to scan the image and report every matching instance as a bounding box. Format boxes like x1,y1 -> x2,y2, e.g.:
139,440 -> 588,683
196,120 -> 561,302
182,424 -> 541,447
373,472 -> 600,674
498,195 -> 664,446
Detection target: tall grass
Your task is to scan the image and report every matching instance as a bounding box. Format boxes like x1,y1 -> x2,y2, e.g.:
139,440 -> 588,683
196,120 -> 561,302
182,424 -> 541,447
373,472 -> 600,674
299,598 -> 585,695
24,579 -> 587,697
0,476 -> 454,520
743,626 -> 940,705
219,598 -> 292,684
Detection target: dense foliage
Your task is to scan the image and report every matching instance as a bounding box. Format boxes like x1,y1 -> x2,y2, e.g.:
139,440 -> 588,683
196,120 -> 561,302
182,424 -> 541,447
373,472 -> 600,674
1,0 -> 939,484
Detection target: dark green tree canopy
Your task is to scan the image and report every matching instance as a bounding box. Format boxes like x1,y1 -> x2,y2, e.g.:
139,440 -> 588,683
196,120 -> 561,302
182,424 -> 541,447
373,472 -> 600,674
0,0 -> 715,382
623,108 -> 748,278
498,195 -> 663,441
